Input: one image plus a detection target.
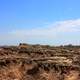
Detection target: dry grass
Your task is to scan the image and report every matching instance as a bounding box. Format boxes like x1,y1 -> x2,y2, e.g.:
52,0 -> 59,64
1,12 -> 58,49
0,63 -> 23,80
40,70 -> 59,80
0,44 -> 80,80
64,70 -> 80,80
0,63 -> 80,80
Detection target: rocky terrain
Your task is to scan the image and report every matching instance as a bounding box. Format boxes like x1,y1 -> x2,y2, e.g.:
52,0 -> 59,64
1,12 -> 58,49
0,43 -> 80,80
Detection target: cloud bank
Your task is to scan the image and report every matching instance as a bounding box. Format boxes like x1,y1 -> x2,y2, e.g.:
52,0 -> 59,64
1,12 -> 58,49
0,19 -> 80,45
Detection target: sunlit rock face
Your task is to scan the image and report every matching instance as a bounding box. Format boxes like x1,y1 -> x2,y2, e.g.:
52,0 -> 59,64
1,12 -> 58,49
0,44 -> 80,80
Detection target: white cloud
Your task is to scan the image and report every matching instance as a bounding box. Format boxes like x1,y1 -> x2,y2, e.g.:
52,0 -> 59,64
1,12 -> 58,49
0,19 -> 80,45
11,19 -> 80,37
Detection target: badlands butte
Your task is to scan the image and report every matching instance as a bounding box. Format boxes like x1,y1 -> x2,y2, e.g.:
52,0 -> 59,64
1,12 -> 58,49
0,43 -> 80,80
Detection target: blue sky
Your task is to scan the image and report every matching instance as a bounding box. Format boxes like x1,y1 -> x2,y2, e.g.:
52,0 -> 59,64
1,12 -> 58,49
0,0 -> 80,45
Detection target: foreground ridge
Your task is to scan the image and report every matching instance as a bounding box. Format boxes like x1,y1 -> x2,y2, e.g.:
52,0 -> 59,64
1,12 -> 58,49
0,43 -> 80,80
